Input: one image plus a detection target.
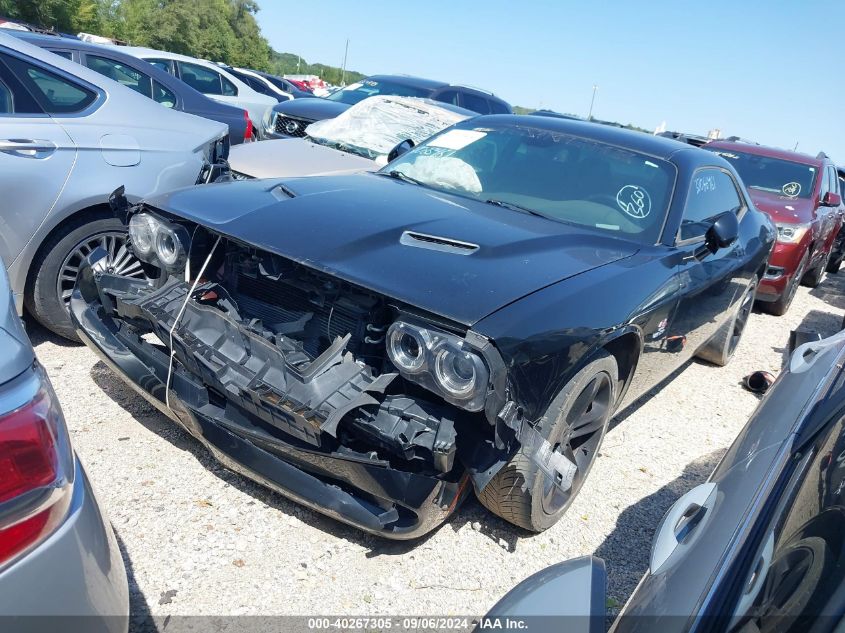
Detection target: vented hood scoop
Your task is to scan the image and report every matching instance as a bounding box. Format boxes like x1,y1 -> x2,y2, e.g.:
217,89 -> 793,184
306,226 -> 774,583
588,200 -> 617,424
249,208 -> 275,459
400,231 -> 479,255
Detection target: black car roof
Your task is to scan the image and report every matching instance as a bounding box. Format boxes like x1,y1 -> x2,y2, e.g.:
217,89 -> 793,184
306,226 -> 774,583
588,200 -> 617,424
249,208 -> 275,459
367,74 -> 449,90
470,114 -> 700,161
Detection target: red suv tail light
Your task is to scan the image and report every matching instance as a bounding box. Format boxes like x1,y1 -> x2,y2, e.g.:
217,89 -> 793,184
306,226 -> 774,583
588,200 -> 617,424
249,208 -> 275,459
243,110 -> 254,142
0,368 -> 73,567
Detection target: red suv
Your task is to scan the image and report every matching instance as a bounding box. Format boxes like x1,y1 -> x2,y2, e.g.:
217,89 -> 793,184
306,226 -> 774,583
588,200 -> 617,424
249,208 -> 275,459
704,141 -> 842,315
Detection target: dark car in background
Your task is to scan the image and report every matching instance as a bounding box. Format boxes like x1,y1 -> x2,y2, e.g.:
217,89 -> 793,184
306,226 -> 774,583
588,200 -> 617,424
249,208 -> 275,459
486,329 -> 845,633
267,74 -> 512,138
71,117 -> 773,539
705,141 -> 842,315
9,30 -> 253,144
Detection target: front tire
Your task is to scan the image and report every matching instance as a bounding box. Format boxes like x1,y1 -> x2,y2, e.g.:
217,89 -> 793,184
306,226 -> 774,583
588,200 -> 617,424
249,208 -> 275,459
764,250 -> 809,317
477,352 -> 618,532
696,278 -> 757,366
25,214 -> 147,341
803,249 -> 829,288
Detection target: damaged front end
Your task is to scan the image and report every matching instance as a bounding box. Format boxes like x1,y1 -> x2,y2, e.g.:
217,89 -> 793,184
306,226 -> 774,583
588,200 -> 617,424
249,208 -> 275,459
70,202 -> 519,538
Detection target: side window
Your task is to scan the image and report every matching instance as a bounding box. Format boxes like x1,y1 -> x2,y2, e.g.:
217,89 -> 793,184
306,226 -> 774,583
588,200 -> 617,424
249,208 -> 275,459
680,169 -> 743,241
0,79 -> 11,113
489,99 -> 510,114
3,54 -> 96,114
839,172 -> 845,198
152,81 -> 176,108
85,55 -> 152,98
221,75 -> 238,96
0,54 -> 43,114
179,61 -> 223,95
829,167 -> 839,196
146,58 -> 174,75
729,413 -> 845,631
461,92 -> 492,114
434,89 -> 459,106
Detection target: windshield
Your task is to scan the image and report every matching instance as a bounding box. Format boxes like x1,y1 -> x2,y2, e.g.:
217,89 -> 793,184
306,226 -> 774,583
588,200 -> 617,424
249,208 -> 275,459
706,148 -> 818,199
327,79 -> 434,106
381,121 -> 676,243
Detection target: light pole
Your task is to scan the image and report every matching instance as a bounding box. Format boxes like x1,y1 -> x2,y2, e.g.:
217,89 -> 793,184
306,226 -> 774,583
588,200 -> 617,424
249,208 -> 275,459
341,39 -> 349,86
588,84 -> 598,120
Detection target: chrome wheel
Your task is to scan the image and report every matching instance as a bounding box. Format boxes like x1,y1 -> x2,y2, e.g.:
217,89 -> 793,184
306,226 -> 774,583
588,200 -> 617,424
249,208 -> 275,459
541,372 -> 612,515
57,231 -> 147,309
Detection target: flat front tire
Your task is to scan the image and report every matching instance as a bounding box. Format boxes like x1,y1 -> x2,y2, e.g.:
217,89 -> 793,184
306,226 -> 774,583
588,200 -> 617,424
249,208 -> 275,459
477,351 -> 618,532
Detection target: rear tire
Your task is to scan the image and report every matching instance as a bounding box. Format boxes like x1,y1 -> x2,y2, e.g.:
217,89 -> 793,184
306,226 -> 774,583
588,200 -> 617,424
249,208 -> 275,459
477,352 -> 617,532
25,214 -> 144,341
696,278 -> 757,366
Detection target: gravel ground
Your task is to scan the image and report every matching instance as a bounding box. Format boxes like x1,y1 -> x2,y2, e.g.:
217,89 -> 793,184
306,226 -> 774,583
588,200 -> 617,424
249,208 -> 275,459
28,271 -> 845,629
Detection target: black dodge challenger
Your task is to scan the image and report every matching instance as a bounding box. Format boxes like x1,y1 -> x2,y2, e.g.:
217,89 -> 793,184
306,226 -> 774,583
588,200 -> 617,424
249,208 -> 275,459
71,116 -> 775,538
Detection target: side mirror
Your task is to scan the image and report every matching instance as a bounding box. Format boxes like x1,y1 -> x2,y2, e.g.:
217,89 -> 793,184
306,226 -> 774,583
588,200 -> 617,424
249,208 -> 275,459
387,139 -> 415,163
823,191 -> 842,207
705,211 -> 739,253
480,556 -> 606,633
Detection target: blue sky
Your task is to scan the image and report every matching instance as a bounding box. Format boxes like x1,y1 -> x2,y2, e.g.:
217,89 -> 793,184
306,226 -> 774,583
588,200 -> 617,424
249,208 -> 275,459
258,1 -> 845,163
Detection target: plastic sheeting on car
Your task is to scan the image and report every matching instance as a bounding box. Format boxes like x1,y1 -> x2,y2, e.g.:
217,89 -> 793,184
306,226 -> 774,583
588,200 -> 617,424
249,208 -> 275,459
304,96 -> 472,162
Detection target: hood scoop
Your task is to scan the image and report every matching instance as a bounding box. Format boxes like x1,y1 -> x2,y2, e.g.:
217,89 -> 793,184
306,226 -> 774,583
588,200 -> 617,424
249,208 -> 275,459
400,231 -> 479,255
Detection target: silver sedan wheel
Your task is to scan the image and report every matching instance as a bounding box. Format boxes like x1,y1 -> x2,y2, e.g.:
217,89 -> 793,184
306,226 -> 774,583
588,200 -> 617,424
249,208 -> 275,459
57,231 -> 147,309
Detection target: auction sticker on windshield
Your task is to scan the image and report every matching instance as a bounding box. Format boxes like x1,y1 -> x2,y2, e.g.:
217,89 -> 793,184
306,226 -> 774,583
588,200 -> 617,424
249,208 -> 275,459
782,182 -> 801,197
429,129 -> 487,150
617,184 -> 652,219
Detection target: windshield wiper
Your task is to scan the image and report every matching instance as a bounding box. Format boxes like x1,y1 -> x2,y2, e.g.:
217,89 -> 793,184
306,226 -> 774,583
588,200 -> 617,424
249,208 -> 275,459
380,170 -> 427,186
485,198 -> 548,218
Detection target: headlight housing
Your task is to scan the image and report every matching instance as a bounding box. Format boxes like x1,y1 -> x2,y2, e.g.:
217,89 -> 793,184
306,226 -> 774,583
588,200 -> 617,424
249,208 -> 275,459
386,321 -> 490,411
776,222 -> 811,244
128,211 -> 190,272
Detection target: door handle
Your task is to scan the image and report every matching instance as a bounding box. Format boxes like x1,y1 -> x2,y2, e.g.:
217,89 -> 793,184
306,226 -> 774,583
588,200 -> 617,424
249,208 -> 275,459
650,482 -> 717,574
0,139 -> 57,158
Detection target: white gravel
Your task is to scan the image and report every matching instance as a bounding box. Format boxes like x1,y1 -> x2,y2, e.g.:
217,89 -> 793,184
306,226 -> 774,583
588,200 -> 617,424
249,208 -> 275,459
29,271 -> 845,628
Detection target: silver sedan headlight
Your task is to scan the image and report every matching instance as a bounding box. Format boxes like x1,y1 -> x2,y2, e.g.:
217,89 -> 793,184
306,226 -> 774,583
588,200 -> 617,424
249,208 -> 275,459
386,321 -> 490,411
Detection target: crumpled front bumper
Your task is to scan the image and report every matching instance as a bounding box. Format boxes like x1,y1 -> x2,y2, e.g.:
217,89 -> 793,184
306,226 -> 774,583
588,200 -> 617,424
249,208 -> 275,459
70,250 -> 470,540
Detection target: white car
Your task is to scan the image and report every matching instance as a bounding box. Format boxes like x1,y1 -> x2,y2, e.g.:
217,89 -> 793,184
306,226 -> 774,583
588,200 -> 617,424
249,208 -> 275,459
0,32 -> 229,340
229,96 -> 473,179
230,66 -> 293,101
112,46 -> 277,139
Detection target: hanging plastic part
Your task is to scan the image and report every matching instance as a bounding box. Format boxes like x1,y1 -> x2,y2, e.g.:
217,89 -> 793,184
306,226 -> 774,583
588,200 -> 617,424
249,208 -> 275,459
517,421 -> 578,492
165,235 -> 221,410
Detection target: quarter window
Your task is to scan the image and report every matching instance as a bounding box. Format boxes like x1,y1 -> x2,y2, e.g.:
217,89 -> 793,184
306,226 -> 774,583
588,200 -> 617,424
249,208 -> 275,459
50,50 -> 73,60
0,79 -> 11,113
152,81 -> 176,108
435,90 -> 459,106
85,55 -> 152,98
221,75 -> 237,96
680,169 -> 742,241
19,63 -> 96,113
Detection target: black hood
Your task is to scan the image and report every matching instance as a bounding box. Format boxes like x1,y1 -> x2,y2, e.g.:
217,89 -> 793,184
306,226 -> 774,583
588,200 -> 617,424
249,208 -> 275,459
271,97 -> 350,121
148,174 -> 639,326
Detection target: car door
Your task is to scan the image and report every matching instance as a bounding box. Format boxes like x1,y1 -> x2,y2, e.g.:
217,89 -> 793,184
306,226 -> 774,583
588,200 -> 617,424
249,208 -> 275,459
720,398 -> 845,632
668,168 -> 747,361
0,49 -> 79,271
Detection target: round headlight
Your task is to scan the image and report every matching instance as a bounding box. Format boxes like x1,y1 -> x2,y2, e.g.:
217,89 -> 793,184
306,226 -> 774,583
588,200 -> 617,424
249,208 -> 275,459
387,323 -> 428,374
155,226 -> 182,267
128,214 -> 157,257
434,346 -> 481,397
